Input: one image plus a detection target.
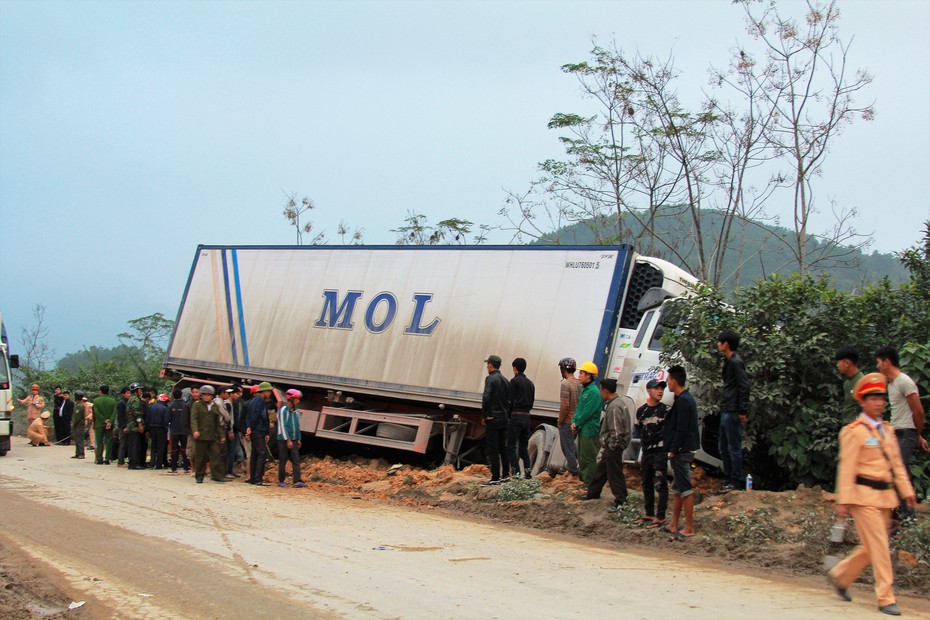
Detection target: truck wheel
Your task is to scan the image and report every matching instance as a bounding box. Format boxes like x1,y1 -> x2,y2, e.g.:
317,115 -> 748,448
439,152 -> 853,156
375,423 -> 417,442
0,448 -> 7,457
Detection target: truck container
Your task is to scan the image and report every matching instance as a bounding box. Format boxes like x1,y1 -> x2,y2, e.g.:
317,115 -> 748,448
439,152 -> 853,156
162,245 -> 721,470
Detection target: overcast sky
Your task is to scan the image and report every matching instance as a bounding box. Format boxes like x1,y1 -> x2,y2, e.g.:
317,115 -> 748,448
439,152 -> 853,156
1,0 -> 928,362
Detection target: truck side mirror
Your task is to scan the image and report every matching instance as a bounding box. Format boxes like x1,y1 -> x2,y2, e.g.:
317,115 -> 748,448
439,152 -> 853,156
637,287 -> 675,312
8,354 -> 18,369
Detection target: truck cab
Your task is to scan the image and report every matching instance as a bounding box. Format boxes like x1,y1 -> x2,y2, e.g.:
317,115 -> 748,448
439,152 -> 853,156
527,255 -> 722,475
0,314 -> 19,456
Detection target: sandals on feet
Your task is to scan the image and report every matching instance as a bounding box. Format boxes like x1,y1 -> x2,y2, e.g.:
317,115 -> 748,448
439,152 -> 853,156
646,519 -> 667,529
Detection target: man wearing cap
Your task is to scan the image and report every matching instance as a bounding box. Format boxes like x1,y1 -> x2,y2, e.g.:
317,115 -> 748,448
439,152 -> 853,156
147,393 -> 170,469
190,385 -> 228,483
828,373 -> 916,616
94,385 -> 116,465
277,389 -> 306,488
18,384 -> 45,426
246,382 -> 276,485
580,378 -> 629,510
558,358 -> 581,479
125,384 -> 145,470
635,379 -> 669,526
571,362 -> 602,485
480,355 -> 511,486
27,411 -> 51,446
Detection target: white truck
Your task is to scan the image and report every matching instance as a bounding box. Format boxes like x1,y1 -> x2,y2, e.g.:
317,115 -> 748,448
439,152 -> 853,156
0,313 -> 20,457
162,245 -> 721,471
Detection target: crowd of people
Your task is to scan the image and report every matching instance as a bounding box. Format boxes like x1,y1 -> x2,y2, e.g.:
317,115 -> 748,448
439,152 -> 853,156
21,380 -> 307,488
479,336 -> 925,616
17,334 -> 926,616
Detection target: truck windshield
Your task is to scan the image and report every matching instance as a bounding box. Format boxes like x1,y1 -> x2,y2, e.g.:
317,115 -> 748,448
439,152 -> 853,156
0,355 -> 10,390
632,311 -> 655,349
648,307 -> 670,352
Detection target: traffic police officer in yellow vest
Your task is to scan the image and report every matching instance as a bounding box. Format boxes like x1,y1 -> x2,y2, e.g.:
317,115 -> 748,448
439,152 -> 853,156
828,373 -> 916,616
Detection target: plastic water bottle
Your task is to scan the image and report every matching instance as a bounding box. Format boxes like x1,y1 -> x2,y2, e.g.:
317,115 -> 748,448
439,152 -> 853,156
745,474 -> 753,491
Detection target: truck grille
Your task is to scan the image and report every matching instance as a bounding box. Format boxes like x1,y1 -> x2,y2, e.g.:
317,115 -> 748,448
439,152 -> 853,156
619,262 -> 664,329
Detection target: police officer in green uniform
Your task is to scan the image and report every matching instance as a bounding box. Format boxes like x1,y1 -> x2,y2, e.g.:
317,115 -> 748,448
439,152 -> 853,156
190,385 -> 228,484
125,383 -> 146,470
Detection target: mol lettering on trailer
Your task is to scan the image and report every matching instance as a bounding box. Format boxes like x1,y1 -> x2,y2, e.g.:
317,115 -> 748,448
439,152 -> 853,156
314,291 -> 440,335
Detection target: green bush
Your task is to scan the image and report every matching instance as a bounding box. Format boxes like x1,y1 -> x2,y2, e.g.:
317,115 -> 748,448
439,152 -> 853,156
662,226 -> 930,493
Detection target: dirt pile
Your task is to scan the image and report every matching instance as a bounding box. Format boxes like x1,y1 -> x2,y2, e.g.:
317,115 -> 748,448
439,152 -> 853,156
261,455 -> 929,597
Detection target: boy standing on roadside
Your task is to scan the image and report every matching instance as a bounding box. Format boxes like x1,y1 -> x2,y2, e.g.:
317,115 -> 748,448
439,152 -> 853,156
277,389 -> 306,488
635,379 -> 668,527
664,365 -> 700,541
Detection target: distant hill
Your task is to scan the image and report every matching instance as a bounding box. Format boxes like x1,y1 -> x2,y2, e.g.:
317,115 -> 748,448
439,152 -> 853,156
534,209 -> 908,291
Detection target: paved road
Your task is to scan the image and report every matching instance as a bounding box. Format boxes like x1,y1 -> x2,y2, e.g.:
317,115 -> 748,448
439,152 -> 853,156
0,446 -> 926,619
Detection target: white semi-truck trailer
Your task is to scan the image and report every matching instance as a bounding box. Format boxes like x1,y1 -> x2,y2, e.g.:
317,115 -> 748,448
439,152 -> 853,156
162,245 -> 721,471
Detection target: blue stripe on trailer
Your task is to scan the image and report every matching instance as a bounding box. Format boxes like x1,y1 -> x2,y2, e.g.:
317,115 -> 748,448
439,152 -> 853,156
220,250 -> 239,365
231,249 -> 250,366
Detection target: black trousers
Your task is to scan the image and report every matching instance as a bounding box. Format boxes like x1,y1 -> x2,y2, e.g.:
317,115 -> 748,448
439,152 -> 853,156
54,415 -> 71,445
150,428 -> 167,468
485,423 -> 509,481
170,434 -> 190,471
249,435 -> 268,483
127,432 -> 143,469
277,439 -> 302,483
507,414 -> 532,476
587,445 -> 628,505
640,449 -> 669,519
73,427 -> 85,457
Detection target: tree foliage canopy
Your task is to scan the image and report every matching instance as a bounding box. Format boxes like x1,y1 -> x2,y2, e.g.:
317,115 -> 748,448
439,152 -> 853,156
661,222 -> 930,496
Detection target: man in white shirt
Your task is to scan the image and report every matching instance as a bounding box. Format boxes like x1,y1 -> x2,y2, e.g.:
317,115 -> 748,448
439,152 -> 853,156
876,345 -> 928,519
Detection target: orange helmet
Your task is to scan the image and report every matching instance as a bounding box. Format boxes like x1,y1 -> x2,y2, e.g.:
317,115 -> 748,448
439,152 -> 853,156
854,372 -> 887,402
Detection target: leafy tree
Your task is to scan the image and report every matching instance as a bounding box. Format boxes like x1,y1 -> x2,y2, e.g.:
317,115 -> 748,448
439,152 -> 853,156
392,211 -> 489,245
117,313 -> 175,387
281,193 -> 364,245
504,1 -> 874,285
17,304 -> 53,387
736,0 -> 874,274
662,255 -> 930,495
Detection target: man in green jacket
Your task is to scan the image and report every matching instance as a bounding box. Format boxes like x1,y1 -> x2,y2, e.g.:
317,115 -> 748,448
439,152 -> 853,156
190,385 -> 228,484
835,347 -> 865,424
92,386 -> 117,465
125,383 -> 145,470
572,361 -> 602,485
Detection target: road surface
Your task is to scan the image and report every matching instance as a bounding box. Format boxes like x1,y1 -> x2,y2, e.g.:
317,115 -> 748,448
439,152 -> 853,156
0,446 -> 926,619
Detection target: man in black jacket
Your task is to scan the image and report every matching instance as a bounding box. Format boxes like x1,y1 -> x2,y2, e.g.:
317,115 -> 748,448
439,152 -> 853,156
167,389 -> 190,472
664,365 -> 700,540
481,355 -> 511,486
507,358 -> 535,479
718,329 -> 751,491
147,394 -> 170,469
54,390 -> 74,445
